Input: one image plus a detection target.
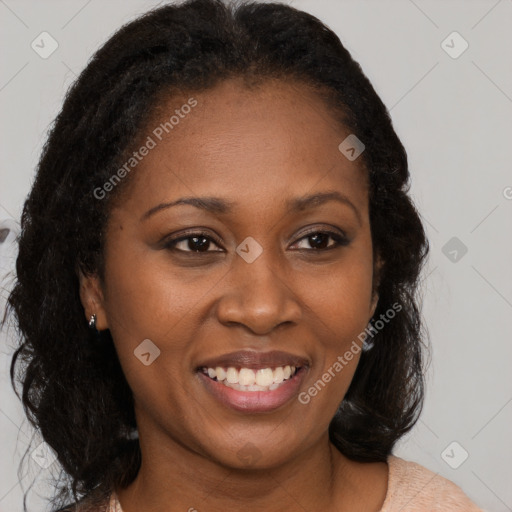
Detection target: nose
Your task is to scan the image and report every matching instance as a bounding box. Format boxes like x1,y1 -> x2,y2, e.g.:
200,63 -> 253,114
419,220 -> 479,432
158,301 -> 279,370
215,248 -> 302,336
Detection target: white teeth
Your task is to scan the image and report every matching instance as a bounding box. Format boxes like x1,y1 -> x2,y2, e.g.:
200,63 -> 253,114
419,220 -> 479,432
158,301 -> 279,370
203,364 -> 298,391
255,368 -> 274,387
226,367 -> 238,384
273,367 -> 284,384
239,368 -> 256,386
224,382 -> 273,392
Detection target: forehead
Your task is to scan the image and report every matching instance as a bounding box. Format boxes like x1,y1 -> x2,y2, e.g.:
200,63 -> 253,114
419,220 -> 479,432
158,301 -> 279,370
114,77 -> 368,217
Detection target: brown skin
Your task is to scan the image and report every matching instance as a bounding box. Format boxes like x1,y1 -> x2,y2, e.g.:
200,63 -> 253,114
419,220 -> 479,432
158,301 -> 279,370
79,77 -> 388,511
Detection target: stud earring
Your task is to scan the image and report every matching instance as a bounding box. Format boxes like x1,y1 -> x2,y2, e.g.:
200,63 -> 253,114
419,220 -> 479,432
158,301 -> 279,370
88,313 -> 97,330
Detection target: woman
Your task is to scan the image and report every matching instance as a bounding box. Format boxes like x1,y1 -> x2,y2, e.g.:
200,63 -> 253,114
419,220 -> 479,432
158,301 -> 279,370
4,0 -> 483,510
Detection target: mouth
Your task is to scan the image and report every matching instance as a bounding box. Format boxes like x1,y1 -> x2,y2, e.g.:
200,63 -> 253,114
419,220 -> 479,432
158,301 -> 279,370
199,364 -> 301,391
195,350 -> 309,413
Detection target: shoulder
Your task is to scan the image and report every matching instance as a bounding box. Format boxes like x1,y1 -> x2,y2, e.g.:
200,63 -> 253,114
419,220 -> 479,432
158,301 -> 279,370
380,455 -> 484,511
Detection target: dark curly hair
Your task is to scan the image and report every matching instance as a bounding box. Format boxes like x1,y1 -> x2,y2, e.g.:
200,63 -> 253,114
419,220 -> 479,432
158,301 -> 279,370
3,0 -> 430,509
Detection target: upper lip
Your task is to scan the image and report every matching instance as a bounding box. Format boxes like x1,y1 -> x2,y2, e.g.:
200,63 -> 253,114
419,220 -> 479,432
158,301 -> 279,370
196,350 -> 310,370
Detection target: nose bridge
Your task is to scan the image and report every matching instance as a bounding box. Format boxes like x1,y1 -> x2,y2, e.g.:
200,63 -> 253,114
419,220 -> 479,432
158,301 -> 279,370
216,238 -> 301,333
235,238 -> 286,306
238,242 -> 282,297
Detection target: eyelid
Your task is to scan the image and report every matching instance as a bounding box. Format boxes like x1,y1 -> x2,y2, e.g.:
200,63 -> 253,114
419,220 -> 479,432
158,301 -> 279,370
163,224 -> 350,253
290,228 -> 350,251
293,224 -> 347,240
162,229 -> 224,250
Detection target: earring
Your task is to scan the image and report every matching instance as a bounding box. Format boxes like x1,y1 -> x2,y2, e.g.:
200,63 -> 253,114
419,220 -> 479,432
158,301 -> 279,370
88,313 -> 97,330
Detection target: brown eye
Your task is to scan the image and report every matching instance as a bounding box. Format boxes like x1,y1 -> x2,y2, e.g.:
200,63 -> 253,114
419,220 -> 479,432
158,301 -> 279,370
292,231 -> 349,251
165,233 -> 223,253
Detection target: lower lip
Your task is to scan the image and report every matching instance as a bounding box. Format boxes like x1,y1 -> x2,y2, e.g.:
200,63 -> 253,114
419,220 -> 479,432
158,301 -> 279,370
197,368 -> 307,413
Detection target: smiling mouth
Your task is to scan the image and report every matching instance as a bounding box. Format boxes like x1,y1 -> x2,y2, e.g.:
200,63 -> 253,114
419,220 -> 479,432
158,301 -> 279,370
199,365 -> 301,392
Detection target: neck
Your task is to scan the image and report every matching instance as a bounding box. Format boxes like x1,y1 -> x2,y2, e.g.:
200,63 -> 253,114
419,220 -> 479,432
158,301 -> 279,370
116,424 -> 356,512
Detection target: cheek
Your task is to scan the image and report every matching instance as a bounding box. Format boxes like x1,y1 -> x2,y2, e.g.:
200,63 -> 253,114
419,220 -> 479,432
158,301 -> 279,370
296,247 -> 373,405
301,254 -> 374,339
101,237 -> 219,410
102,236 -> 198,341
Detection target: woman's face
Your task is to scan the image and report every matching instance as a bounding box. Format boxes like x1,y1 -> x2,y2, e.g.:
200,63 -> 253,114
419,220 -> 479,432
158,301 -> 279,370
82,77 -> 379,469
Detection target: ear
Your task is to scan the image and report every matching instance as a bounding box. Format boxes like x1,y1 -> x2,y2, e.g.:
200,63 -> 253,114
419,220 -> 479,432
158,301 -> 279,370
369,254 -> 384,318
77,268 -> 109,331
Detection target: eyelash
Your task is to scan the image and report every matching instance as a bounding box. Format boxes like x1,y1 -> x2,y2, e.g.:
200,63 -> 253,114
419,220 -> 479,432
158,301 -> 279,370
163,228 -> 350,254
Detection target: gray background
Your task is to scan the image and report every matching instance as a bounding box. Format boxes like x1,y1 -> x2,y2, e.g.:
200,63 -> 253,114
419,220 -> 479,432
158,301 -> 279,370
1,0 -> 511,510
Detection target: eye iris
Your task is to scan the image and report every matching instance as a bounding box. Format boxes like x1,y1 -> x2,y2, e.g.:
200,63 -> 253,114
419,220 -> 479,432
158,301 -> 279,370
188,236 -> 210,252
308,233 -> 330,249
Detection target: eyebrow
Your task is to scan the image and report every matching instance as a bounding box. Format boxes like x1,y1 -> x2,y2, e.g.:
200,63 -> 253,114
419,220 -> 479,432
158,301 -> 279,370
140,190 -> 362,225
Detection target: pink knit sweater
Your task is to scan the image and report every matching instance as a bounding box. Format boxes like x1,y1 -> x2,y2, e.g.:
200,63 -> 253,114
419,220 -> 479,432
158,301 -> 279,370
379,455 -> 482,511
98,455 -> 483,511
